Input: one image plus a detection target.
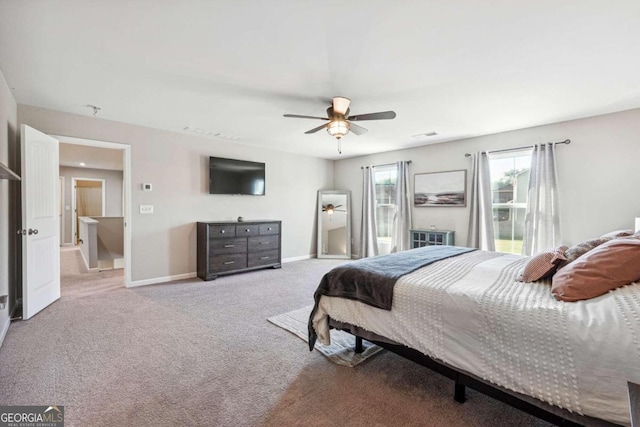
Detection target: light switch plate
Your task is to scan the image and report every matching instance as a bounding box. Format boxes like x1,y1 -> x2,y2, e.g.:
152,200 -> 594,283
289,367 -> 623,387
142,183 -> 152,191
140,205 -> 154,214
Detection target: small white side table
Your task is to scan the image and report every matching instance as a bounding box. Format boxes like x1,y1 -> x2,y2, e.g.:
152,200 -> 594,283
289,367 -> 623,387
630,381 -> 639,427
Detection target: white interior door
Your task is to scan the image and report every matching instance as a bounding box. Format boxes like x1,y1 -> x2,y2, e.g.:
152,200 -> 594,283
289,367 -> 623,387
21,124 -> 60,320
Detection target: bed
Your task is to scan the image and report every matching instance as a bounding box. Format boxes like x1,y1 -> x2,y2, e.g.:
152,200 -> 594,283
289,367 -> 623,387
308,246 -> 640,426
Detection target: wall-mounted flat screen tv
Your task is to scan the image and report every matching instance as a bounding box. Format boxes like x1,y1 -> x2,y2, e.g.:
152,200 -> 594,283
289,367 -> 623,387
209,156 -> 265,195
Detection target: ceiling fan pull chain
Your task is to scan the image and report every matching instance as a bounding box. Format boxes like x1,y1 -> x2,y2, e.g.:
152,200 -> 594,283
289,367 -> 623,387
338,139 -> 342,154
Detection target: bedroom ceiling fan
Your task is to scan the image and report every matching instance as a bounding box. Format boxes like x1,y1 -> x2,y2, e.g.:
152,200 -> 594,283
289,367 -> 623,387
283,97 -> 396,154
322,204 -> 345,215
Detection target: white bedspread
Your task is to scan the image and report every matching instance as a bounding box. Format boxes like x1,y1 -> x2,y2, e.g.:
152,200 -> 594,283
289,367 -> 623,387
312,251 -> 640,425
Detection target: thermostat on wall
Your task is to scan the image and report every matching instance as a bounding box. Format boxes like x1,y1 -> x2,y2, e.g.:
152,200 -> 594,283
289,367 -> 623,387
142,183 -> 152,191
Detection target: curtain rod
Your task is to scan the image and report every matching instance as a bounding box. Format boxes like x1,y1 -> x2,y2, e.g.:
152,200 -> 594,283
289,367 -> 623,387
464,139 -> 571,157
361,160 -> 411,170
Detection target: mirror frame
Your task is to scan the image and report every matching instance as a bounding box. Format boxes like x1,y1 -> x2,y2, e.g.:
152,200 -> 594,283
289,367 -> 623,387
317,190 -> 352,259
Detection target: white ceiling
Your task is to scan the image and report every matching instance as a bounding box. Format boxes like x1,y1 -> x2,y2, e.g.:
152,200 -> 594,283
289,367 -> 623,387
1,1 -> 640,160
59,143 -> 123,171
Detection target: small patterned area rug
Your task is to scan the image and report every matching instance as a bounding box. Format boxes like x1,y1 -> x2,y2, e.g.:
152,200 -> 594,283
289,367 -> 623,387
268,305 -> 383,367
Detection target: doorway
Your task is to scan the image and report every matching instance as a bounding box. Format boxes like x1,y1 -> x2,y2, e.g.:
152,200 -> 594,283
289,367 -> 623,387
71,178 -> 106,245
54,135 -> 132,286
58,176 -> 65,245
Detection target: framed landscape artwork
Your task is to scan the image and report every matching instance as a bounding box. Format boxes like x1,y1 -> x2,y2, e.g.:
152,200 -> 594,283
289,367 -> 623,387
414,170 -> 467,207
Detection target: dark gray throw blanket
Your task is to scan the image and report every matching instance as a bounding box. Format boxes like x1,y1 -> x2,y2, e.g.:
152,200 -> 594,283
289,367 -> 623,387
308,245 -> 476,350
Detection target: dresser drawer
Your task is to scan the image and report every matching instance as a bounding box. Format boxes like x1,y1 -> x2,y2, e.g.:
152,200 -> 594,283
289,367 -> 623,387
210,238 -> 247,254
248,235 -> 279,252
209,253 -> 247,272
259,223 -> 279,235
236,225 -> 259,237
209,224 -> 236,238
248,249 -> 279,268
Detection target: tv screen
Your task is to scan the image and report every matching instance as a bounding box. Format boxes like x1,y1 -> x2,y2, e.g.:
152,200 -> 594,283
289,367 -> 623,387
209,157 -> 265,195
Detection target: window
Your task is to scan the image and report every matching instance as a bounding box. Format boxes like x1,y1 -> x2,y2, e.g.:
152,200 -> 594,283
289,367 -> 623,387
374,165 -> 397,254
489,150 -> 532,254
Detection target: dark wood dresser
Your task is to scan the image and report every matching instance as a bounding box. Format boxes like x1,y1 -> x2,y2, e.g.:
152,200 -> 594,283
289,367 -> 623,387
197,220 -> 282,281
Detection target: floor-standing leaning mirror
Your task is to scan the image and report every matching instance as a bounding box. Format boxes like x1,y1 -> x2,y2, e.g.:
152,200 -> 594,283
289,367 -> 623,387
317,190 -> 351,259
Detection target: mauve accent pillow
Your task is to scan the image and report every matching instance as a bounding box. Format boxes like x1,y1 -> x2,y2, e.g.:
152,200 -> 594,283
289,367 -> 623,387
551,236 -> 640,302
555,237 -> 612,270
519,245 -> 568,283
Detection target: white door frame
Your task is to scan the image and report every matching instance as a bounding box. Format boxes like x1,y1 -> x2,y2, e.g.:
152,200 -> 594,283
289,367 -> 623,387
52,135 -> 132,287
71,177 -> 106,244
58,176 -> 67,245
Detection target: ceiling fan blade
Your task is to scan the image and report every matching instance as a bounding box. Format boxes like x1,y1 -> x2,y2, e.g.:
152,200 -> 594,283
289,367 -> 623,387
348,122 -> 368,135
348,111 -> 396,121
332,97 -> 351,115
283,114 -> 329,120
305,123 -> 329,134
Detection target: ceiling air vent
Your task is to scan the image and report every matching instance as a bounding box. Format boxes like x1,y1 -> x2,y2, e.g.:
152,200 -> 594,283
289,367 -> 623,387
183,127 -> 240,140
412,132 -> 438,138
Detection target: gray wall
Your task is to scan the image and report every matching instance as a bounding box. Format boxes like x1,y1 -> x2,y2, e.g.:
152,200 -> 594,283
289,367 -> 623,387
59,166 -> 123,245
18,104 -> 334,283
335,108 -> 640,256
13,97 -> 640,284
93,216 -> 124,257
0,69 -> 19,342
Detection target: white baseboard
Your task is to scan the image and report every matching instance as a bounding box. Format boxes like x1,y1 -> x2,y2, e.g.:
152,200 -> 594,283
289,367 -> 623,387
282,254 -> 313,263
127,272 -> 197,288
127,254 -> 318,288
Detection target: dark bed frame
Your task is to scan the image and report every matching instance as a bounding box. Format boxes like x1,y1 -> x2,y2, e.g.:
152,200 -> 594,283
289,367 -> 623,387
329,319 -> 621,427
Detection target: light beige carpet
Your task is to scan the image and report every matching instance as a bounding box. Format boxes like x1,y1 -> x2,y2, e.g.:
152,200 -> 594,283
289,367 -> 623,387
1,255 -> 553,426
268,305 -> 382,367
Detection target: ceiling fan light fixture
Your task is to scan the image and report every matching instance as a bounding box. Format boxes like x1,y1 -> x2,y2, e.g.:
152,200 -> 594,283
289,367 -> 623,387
327,119 -> 350,140
332,97 -> 351,115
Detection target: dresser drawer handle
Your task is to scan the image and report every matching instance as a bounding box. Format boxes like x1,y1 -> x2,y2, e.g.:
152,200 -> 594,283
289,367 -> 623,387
245,229 -> 250,232
223,261 -> 235,265
220,230 -> 226,234
224,244 -> 235,248
259,241 -> 269,245
260,256 -> 270,260
267,227 -> 272,231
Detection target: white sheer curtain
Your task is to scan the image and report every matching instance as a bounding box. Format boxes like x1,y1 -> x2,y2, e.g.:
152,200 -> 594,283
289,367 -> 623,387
359,166 -> 379,258
390,161 -> 412,253
467,152 -> 495,250
522,143 -> 561,255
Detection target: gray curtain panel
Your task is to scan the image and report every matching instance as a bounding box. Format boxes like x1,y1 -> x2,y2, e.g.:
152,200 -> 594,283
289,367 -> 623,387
467,152 -> 495,250
390,161 -> 412,253
360,166 -> 379,258
522,143 -> 561,256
